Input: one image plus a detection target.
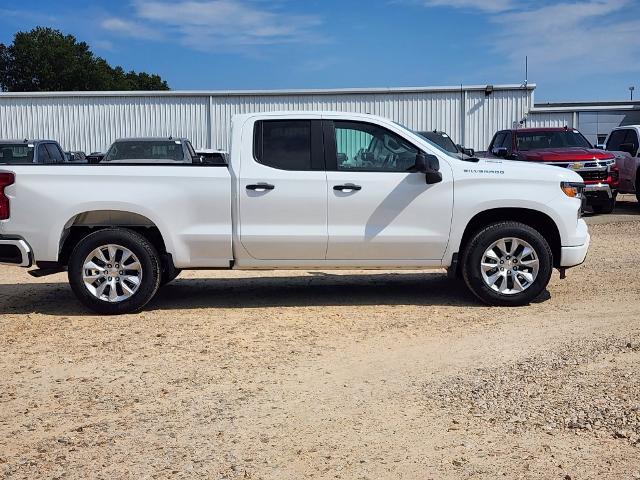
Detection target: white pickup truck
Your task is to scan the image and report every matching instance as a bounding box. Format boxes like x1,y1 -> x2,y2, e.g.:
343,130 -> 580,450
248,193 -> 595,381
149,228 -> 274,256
0,112 -> 590,314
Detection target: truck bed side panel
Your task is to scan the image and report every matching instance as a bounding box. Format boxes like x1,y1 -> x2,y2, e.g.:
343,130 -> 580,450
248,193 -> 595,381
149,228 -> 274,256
0,165 -> 232,268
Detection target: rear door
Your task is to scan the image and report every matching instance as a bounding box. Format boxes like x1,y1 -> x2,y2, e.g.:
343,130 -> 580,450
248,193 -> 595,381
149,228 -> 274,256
324,119 -> 453,262
238,117 -> 328,260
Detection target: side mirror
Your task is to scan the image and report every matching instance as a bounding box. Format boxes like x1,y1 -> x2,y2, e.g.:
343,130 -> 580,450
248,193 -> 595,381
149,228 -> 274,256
412,153 -> 442,184
458,145 -> 475,157
619,143 -> 637,155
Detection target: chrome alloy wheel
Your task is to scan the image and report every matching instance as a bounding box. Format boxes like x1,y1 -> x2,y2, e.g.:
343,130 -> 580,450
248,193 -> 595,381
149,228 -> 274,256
82,244 -> 142,302
480,237 -> 540,295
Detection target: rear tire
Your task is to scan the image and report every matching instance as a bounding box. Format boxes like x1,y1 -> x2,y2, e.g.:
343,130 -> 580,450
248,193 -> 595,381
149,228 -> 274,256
68,228 -> 161,314
461,222 -> 553,307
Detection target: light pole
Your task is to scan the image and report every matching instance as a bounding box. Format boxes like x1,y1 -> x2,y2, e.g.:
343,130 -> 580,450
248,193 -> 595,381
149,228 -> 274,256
631,86 -> 635,101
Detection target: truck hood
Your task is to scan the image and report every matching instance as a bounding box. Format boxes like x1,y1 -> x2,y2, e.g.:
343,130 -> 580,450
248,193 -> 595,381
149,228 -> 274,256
518,148 -> 615,162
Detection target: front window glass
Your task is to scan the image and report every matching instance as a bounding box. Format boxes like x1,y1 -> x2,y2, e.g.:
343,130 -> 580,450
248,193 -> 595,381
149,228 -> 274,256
104,141 -> 186,162
605,130 -> 627,151
516,130 -> 591,151
335,121 -> 418,172
0,144 -> 35,164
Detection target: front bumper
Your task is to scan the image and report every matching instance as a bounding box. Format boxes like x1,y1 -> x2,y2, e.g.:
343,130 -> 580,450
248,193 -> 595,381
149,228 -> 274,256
584,182 -> 613,200
0,237 -> 33,267
560,234 -> 590,267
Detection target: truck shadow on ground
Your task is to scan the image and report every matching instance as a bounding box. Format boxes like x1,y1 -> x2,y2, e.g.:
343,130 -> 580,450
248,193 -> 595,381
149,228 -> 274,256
0,271 -> 549,316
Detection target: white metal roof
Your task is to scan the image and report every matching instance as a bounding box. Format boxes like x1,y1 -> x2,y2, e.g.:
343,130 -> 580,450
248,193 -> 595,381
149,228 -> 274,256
0,83 -> 535,98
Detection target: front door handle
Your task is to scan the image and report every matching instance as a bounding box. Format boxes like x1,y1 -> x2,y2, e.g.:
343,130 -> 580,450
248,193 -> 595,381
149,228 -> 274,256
333,184 -> 362,192
246,183 -> 275,191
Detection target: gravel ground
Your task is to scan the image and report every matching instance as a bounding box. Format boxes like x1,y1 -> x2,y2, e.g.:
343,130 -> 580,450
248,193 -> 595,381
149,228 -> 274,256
1,198 -> 640,479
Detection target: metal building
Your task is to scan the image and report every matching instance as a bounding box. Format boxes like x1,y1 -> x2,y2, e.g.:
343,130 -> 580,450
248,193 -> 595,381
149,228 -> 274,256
0,84 -> 534,153
528,101 -> 640,146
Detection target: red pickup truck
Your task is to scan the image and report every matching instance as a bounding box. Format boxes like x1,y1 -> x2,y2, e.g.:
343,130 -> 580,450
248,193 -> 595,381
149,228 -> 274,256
486,127 -> 619,213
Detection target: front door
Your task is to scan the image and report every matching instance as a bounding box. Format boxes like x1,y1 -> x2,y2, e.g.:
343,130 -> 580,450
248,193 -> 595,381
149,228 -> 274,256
324,120 -> 453,261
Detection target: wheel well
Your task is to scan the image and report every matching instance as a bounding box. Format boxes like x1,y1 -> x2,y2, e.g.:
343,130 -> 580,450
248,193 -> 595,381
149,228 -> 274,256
458,208 -> 562,269
58,211 -> 169,268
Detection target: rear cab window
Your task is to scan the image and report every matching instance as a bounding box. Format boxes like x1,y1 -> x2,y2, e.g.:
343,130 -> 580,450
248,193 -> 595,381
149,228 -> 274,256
104,140 -> 186,163
253,120 -> 323,170
0,144 -> 35,164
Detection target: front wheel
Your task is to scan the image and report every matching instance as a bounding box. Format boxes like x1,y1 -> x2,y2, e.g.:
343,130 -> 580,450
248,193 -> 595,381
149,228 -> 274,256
68,228 -> 161,314
461,222 -> 553,306
591,196 -> 616,214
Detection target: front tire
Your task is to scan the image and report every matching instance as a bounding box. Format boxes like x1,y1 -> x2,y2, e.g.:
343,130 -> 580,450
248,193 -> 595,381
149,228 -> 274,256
68,228 -> 161,314
591,196 -> 616,214
461,222 -> 553,306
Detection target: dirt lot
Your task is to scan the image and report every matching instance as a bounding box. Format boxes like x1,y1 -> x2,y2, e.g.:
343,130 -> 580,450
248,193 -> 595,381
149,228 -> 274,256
1,197 -> 640,479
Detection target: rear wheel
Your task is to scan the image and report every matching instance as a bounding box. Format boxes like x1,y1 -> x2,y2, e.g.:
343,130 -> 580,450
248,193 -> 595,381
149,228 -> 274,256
461,222 -> 553,306
68,228 -> 161,314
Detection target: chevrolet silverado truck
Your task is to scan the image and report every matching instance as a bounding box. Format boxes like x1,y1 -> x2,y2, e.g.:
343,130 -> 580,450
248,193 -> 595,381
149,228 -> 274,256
601,125 -> 640,203
486,127 -> 619,214
0,112 -> 590,314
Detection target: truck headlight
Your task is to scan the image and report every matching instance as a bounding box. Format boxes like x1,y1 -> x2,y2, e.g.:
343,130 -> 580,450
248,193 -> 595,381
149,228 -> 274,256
561,181 -> 585,199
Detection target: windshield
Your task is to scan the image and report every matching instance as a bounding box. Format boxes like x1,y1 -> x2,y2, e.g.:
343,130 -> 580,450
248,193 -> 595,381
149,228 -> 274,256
516,130 -> 592,151
104,140 -> 185,162
417,131 -> 458,154
0,144 -> 34,164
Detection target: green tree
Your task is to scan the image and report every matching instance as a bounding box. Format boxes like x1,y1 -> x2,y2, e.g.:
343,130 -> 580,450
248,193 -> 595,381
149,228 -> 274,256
0,27 -> 169,92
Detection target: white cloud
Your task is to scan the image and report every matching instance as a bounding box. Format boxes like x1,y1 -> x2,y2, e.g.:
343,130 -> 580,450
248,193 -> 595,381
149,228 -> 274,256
101,17 -> 163,40
420,0 -> 514,13
489,0 -> 640,77
100,0 -> 322,51
418,0 -> 640,81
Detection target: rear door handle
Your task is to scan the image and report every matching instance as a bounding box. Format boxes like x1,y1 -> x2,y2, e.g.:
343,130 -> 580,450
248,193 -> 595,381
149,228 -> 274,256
333,184 -> 362,192
246,183 -> 275,191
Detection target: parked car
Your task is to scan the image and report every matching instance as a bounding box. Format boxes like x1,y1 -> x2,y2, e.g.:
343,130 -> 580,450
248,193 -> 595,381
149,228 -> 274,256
417,130 -> 475,159
65,151 -> 87,163
485,127 -> 619,214
195,148 -> 228,165
101,137 -> 201,164
0,139 -> 68,164
0,112 -> 589,314
601,125 -> 640,203
86,152 -> 105,164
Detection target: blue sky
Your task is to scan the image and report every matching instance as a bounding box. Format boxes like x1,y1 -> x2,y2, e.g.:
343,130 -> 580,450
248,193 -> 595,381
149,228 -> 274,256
1,0 -> 639,101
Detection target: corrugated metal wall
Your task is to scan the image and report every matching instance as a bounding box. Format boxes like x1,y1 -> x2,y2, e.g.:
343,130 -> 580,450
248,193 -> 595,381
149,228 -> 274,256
527,111 -> 575,129
0,85 -> 535,153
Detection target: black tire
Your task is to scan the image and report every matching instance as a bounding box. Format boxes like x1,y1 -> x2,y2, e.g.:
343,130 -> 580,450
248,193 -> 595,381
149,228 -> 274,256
160,262 -> 182,286
68,228 -> 161,314
592,196 -> 615,214
461,222 -> 553,307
